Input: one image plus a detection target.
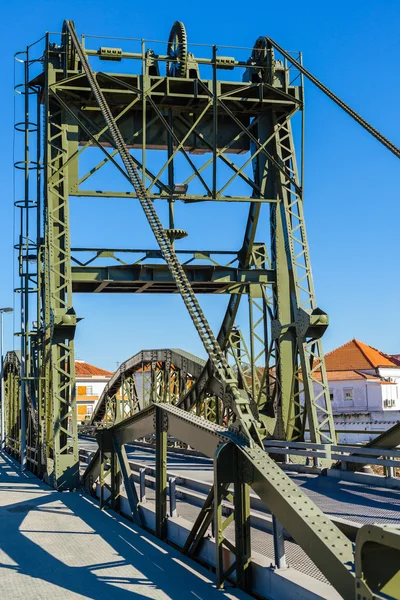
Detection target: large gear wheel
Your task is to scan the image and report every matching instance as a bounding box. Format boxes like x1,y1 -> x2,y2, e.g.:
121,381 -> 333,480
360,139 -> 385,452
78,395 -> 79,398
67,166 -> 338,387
251,36 -> 275,84
166,21 -> 188,77
61,20 -> 77,71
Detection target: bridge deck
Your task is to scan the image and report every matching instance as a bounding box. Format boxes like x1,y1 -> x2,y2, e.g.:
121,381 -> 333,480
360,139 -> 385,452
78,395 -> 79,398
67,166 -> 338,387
0,453 -> 249,600
79,438 -> 400,526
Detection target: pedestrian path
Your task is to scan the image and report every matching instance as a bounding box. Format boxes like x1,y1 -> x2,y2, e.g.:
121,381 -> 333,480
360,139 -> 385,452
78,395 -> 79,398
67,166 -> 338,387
0,453 -> 249,600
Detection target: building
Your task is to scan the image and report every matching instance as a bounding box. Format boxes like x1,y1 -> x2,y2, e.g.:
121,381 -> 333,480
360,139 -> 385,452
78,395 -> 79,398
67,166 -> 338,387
76,360 -> 113,423
323,339 -> 400,443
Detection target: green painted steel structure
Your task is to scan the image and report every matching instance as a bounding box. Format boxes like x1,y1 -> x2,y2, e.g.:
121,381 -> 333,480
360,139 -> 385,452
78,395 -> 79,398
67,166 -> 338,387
9,19 -> 347,488
8,16 -> 400,485
3,19 -> 400,599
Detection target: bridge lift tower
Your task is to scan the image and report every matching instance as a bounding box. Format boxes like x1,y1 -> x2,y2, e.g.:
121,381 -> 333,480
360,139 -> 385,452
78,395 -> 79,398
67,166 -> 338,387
6,20 -> 398,494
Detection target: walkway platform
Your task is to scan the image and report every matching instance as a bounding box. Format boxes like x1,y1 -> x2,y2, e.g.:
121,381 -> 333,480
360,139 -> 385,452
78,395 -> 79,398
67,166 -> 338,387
0,453 -> 249,600
80,438 -> 400,525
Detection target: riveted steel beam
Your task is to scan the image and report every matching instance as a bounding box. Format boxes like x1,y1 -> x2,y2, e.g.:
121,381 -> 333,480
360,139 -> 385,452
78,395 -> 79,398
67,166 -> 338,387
83,403 -> 356,598
71,264 -> 275,294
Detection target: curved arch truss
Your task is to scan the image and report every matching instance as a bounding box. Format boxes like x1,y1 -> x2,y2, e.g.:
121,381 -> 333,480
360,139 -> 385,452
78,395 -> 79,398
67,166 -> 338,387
91,349 -> 206,425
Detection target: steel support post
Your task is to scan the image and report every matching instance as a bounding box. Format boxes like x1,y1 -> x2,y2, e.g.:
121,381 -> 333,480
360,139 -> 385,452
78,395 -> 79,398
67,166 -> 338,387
233,447 -> 252,591
270,108 -> 335,445
139,467 -> 146,502
272,515 -> 287,569
214,443 -> 252,592
110,442 -> 120,512
168,476 -> 177,518
99,437 -> 106,510
214,475 -> 231,589
255,113 -> 297,440
155,406 -> 167,539
43,48 -> 79,489
183,486 -> 215,557
113,437 -> 142,525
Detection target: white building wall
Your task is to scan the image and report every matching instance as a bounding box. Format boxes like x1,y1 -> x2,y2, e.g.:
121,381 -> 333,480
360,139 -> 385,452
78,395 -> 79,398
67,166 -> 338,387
314,378 -> 400,444
377,367 -> 400,381
329,379 -> 367,413
76,377 -> 109,398
76,375 -> 111,422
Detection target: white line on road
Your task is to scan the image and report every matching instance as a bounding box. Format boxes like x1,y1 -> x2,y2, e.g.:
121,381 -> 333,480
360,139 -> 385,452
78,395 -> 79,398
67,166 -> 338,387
119,534 -> 144,555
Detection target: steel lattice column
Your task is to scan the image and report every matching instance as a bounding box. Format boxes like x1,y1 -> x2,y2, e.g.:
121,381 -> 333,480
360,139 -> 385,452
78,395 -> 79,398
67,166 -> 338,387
42,48 -> 79,489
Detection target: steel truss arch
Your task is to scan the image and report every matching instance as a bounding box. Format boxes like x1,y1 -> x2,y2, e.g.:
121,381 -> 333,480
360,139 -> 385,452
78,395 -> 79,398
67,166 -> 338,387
90,348 -> 206,425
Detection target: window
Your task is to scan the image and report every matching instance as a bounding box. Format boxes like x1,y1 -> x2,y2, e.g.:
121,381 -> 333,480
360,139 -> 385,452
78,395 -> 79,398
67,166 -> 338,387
329,389 -> 334,402
86,405 -> 93,415
343,388 -> 353,401
77,385 -> 86,396
86,386 -> 93,396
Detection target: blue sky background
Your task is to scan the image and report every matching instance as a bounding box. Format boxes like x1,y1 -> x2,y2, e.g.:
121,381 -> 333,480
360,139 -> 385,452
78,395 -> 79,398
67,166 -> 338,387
0,0 -> 399,370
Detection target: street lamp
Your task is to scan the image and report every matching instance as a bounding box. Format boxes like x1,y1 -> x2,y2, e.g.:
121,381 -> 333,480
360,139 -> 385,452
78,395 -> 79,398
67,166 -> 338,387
1,307 -> 14,452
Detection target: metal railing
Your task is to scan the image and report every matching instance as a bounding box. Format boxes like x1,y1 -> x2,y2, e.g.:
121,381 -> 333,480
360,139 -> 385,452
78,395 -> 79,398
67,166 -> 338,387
264,440 -> 400,477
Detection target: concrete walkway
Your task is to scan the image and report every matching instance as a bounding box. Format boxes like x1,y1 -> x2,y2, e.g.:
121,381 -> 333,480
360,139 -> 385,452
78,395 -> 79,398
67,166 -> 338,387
0,453 -> 249,600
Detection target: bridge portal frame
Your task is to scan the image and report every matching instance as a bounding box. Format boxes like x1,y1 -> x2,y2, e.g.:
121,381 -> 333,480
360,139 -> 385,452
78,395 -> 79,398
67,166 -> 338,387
11,21 -> 337,489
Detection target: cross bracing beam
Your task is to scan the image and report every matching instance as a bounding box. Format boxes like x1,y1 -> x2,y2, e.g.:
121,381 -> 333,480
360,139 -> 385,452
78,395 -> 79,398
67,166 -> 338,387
71,264 -> 275,294
85,402 -> 355,599
64,19 -> 267,447
15,16 -> 398,490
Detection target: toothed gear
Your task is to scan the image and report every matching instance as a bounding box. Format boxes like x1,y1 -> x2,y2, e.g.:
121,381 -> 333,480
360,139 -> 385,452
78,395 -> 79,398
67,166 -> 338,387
251,36 -> 275,84
164,228 -> 188,240
167,21 -> 188,77
61,20 -> 77,71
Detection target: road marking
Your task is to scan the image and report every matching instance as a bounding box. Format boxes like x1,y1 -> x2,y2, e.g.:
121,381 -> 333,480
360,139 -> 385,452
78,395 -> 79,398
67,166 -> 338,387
172,557 -> 212,583
153,562 -> 164,571
119,535 -> 144,555
118,520 -> 139,535
191,592 -> 203,600
141,535 -> 168,554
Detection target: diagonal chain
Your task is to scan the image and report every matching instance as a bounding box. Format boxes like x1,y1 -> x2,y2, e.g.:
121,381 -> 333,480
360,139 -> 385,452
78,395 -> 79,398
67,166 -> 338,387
65,21 -> 262,446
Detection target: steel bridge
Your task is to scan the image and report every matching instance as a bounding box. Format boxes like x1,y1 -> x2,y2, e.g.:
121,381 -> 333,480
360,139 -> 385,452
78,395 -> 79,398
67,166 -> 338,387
1,19 -> 400,600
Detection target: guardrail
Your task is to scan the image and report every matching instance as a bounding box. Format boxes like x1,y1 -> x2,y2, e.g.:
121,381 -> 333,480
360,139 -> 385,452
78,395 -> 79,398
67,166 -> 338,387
264,440 -> 400,478
78,447 -> 362,544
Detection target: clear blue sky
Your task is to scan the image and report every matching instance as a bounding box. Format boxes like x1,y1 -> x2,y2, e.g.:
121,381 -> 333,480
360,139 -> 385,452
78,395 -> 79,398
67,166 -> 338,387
0,0 -> 399,370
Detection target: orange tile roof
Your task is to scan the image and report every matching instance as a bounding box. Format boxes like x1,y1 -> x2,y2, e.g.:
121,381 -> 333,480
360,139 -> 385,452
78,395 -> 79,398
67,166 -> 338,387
75,361 -> 113,377
324,339 -> 398,371
389,354 -> 400,366
326,370 -> 366,381
312,370 -> 379,381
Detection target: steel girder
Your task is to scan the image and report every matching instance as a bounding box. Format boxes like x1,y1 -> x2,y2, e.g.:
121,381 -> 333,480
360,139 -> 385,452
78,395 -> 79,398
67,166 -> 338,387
55,21 -> 336,446
90,348 -> 205,425
355,525 -> 400,599
13,20 -> 338,486
84,402 -> 355,599
41,49 -> 79,489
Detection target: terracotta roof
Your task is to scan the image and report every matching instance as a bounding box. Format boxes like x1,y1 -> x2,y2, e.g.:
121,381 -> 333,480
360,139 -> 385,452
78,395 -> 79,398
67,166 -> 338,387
75,360 -> 113,377
389,354 -> 400,366
312,370 -> 379,381
326,370 -> 367,381
324,339 -> 398,371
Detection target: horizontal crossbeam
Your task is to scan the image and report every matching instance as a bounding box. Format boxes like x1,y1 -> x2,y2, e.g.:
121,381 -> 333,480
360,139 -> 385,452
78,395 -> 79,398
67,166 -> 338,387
71,264 -> 275,294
